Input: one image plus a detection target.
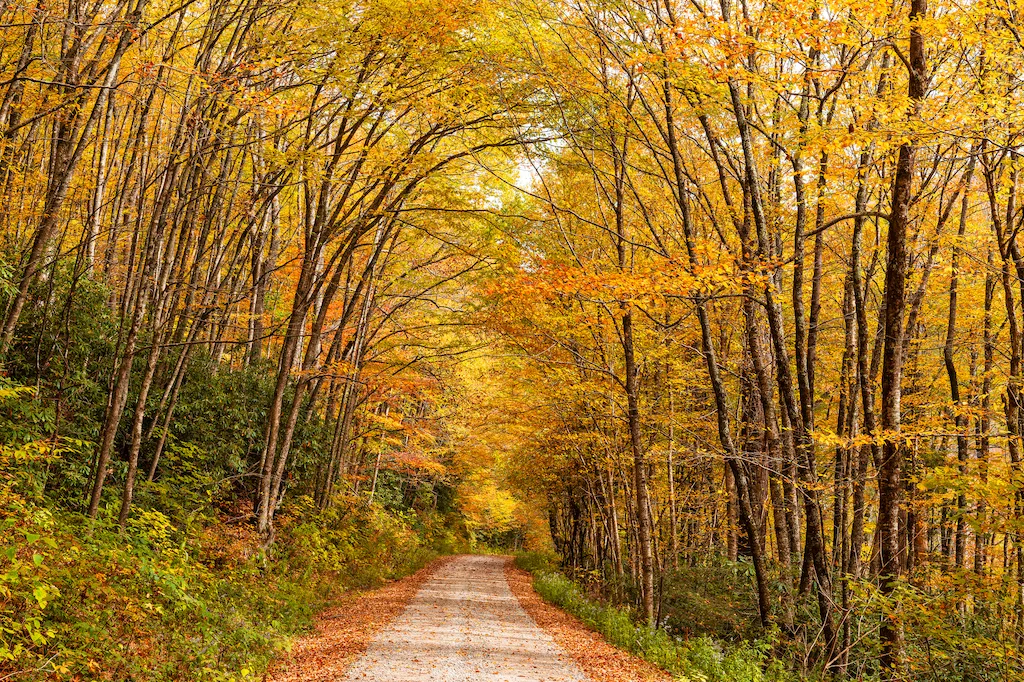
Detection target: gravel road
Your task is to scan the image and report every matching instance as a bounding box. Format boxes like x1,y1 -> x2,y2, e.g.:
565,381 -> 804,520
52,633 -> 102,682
341,555 -> 590,682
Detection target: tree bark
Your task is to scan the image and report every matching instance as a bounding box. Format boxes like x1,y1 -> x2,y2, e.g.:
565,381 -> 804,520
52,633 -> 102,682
878,1 -> 928,672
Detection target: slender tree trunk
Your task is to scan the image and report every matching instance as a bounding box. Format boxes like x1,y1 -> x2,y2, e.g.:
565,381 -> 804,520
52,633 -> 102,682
946,156 -> 975,568
878,2 -> 927,672
668,390 -> 678,570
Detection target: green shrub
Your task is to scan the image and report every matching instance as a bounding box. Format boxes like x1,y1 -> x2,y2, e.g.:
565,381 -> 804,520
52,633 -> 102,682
659,561 -> 762,641
514,550 -> 558,573
1,497 -> 315,678
0,490 -> 450,680
278,495 -> 439,588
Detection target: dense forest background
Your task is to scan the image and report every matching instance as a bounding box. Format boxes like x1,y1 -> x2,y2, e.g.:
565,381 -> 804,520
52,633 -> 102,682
3,0 -> 1024,679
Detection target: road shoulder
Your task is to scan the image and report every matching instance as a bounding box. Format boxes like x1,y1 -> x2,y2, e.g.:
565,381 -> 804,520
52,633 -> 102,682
268,556 -> 451,681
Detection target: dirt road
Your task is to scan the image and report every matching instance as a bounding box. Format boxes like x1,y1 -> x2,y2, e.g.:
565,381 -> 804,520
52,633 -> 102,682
340,555 -> 588,681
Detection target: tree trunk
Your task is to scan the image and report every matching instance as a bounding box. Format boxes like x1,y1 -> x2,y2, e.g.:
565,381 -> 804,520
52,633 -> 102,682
878,1 -> 928,672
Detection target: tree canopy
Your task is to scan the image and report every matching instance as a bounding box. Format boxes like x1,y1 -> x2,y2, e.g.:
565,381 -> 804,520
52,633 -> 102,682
4,0 -> 1024,679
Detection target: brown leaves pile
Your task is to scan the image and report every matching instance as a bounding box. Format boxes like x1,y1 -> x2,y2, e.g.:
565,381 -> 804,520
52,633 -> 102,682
267,557 -> 451,682
504,561 -> 670,682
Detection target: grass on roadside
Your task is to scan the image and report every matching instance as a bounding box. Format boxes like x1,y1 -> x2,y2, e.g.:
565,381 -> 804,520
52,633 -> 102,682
515,553 -> 787,682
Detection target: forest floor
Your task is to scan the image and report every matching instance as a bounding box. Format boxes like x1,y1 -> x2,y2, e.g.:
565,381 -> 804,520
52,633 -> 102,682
269,555 -> 668,682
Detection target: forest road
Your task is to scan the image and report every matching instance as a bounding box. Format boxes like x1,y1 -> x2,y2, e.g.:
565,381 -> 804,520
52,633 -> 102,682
340,555 -> 589,682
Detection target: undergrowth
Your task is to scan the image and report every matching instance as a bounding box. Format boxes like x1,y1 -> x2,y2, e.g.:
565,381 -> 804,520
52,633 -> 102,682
516,553 -> 788,682
0,436 -> 447,681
